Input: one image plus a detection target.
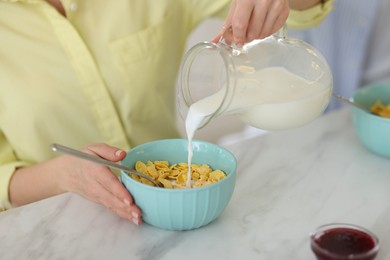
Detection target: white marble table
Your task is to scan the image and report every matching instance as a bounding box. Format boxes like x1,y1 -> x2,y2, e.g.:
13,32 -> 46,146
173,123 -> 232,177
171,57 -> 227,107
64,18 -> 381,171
1,108 -> 390,260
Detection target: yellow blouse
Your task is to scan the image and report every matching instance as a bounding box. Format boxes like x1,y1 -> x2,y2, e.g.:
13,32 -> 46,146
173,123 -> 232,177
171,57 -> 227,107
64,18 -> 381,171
0,0 -> 333,208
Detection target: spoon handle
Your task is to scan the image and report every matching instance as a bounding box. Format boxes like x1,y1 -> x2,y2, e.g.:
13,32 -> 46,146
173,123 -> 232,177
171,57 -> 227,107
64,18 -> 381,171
51,143 -> 161,187
332,93 -> 370,112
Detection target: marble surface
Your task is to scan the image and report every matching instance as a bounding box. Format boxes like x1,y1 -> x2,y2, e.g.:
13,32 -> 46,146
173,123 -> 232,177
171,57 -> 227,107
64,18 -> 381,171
1,108 -> 390,260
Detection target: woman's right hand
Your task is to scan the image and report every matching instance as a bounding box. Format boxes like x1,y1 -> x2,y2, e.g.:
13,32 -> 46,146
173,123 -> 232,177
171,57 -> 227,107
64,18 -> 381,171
212,0 -> 290,46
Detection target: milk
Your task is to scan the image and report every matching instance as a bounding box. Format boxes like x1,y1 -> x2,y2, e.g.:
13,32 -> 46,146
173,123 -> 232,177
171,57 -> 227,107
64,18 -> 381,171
185,67 -> 330,187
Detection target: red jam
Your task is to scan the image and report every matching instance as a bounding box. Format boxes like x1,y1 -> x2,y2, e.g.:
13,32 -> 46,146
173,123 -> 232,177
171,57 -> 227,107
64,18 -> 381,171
311,227 -> 378,260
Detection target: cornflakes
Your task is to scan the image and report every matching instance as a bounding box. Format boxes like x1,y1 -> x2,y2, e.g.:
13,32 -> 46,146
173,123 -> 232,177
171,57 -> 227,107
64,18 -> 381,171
371,100 -> 390,118
129,160 -> 226,189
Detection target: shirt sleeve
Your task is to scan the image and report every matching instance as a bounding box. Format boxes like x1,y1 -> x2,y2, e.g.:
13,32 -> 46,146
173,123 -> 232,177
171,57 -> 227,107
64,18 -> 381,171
287,0 -> 335,29
0,131 -> 29,210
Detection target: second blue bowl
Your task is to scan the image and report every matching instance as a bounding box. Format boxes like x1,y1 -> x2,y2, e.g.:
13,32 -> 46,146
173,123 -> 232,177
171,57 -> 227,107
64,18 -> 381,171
352,84 -> 390,158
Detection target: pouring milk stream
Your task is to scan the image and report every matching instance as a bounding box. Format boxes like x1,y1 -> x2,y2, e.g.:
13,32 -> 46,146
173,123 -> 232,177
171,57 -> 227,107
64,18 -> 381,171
180,28 -> 333,187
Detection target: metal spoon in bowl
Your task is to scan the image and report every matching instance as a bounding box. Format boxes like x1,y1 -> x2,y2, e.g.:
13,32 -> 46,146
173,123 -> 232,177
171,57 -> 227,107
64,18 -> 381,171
332,93 -> 371,113
51,143 -> 163,187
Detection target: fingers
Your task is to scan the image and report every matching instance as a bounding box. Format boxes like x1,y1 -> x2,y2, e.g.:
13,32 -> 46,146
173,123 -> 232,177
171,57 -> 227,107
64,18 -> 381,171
96,168 -> 142,224
83,143 -> 127,162
94,178 -> 142,225
64,143 -> 142,225
221,27 -> 234,45
245,1 -> 267,41
211,34 -> 222,44
231,0 -> 256,47
215,0 -> 289,45
259,0 -> 289,39
214,1 -> 236,44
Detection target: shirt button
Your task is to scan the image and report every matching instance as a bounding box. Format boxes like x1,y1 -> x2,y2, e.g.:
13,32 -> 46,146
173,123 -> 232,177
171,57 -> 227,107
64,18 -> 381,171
70,2 -> 78,12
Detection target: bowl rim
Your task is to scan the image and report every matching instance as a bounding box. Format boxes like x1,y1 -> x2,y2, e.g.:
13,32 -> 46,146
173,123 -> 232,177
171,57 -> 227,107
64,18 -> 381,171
353,83 -> 390,97
352,83 -> 390,121
120,138 -> 237,193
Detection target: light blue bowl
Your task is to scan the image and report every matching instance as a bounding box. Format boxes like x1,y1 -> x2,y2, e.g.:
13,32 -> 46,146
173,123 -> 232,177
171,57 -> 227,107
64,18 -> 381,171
352,84 -> 390,158
120,139 -> 237,230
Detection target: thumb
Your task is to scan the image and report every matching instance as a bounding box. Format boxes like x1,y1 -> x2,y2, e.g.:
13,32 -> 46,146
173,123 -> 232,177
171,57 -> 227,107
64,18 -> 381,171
83,143 -> 127,163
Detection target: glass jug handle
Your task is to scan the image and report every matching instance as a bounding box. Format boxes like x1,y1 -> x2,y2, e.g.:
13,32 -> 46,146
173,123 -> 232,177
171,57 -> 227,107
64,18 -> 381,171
273,23 -> 287,39
217,37 -> 245,56
217,23 -> 287,55
215,25 -> 245,55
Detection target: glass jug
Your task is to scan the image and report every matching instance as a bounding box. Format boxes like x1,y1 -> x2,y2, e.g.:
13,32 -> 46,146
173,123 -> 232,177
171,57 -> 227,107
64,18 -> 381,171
177,26 -> 333,131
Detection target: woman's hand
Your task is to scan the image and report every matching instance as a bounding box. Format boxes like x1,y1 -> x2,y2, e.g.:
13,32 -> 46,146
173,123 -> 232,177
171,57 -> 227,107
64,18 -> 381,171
62,143 -> 142,225
213,0 -> 289,46
10,143 -> 141,225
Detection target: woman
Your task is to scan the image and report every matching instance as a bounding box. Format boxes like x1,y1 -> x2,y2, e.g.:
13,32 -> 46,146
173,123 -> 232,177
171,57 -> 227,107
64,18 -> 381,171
0,0 -> 332,224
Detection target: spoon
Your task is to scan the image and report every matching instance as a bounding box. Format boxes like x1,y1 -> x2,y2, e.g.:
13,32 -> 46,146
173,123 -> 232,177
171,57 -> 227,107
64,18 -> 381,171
51,143 -> 163,187
332,93 -> 371,113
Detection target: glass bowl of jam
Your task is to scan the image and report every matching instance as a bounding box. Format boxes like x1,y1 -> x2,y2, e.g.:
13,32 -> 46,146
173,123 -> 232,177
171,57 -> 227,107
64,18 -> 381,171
310,223 -> 380,260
